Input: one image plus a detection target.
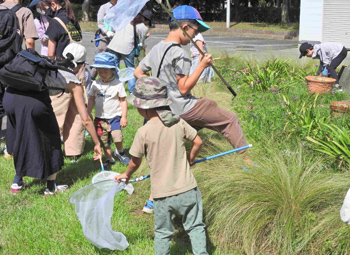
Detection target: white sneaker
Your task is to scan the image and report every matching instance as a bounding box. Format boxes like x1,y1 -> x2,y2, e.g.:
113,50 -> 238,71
10,183 -> 23,195
44,185 -> 68,197
334,84 -> 343,92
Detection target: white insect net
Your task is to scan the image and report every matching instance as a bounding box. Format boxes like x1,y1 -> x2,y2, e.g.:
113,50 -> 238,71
69,180 -> 129,250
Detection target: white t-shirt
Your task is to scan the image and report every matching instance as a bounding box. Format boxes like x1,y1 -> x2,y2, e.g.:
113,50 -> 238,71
190,33 -> 207,58
88,77 -> 127,119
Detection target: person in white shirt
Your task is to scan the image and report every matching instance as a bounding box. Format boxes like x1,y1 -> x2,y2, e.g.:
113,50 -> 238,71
88,52 -> 130,166
90,0 -> 117,80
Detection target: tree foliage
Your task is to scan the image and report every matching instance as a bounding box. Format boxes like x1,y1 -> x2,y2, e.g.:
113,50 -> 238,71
74,0 -> 300,23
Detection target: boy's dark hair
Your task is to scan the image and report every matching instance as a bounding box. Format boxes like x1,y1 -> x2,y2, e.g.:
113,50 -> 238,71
169,19 -> 199,31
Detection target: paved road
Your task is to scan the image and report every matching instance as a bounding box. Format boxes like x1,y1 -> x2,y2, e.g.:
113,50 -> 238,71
35,32 -> 299,64
81,32 -> 299,64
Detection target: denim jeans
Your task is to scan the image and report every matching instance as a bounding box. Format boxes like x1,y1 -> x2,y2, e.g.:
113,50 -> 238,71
109,49 -> 136,93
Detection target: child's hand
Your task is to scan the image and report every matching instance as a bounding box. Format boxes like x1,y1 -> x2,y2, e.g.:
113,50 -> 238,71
120,117 -> 128,128
187,153 -> 196,166
199,54 -> 213,68
93,145 -> 103,160
115,173 -> 130,184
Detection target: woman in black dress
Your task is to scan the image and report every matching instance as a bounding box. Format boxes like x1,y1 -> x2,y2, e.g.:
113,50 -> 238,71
5,44 -> 103,196
5,84 -> 65,195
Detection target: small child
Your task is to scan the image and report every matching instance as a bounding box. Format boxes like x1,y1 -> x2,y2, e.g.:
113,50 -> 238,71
190,32 -> 214,83
88,52 -> 130,166
299,42 -> 348,91
115,77 -> 207,255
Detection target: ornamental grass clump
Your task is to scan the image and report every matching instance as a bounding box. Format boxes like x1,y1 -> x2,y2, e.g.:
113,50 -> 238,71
197,145 -> 350,254
307,123 -> 350,167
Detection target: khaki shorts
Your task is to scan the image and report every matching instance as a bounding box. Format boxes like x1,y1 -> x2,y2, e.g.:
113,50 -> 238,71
95,119 -> 123,148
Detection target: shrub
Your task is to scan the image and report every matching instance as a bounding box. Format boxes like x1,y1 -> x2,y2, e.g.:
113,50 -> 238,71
198,145 -> 350,254
307,123 -> 350,167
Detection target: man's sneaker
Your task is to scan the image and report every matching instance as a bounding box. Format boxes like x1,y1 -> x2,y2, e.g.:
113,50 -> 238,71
44,185 -> 68,197
66,155 -> 81,163
103,157 -> 116,167
114,149 -> 130,164
10,183 -> 23,195
142,199 -> 154,214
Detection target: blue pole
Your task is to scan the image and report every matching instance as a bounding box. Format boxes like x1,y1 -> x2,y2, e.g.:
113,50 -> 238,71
194,144 -> 252,164
128,144 -> 252,183
129,174 -> 150,183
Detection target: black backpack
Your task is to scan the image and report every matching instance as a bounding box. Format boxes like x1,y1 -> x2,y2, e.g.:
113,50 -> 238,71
0,4 -> 23,69
0,48 -> 71,95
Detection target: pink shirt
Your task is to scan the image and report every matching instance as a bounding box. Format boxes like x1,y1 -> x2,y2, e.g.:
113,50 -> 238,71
34,15 -> 48,56
190,33 -> 207,58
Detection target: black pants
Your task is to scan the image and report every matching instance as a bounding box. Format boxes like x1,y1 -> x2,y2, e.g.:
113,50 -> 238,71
320,47 -> 348,83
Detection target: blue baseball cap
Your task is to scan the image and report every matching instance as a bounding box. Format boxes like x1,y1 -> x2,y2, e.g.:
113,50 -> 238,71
171,5 -> 210,33
91,52 -> 117,69
29,0 -> 39,8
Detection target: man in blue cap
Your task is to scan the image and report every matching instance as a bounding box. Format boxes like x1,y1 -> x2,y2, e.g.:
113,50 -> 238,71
134,5 -> 251,215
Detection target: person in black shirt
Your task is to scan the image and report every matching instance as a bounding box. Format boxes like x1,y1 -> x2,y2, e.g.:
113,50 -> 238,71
44,0 -> 82,60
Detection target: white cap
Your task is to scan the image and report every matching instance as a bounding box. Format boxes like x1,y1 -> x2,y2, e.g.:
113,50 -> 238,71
62,43 -> 87,67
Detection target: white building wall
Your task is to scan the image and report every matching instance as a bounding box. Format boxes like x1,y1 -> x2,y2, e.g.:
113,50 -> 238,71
323,0 -> 350,47
299,0 -> 323,43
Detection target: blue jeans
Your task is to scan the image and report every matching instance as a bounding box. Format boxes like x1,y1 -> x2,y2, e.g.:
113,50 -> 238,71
109,49 -> 136,93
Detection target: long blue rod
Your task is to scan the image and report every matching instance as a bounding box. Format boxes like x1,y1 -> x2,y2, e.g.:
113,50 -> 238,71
128,144 -> 252,183
194,144 -> 252,164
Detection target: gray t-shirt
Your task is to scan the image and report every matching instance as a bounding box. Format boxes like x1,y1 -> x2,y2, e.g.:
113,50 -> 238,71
107,23 -> 143,55
138,41 -> 197,115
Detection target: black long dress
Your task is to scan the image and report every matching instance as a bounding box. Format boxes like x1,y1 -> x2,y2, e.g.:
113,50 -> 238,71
3,87 -> 64,180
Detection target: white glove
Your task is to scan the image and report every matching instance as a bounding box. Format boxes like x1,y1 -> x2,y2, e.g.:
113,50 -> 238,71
106,31 -> 115,38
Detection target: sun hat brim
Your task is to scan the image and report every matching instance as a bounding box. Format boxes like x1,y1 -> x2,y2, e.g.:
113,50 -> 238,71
127,93 -> 173,109
90,64 -> 116,69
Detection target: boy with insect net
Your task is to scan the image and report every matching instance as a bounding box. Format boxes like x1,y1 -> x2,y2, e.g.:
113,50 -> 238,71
115,77 -> 207,255
134,5 -> 251,212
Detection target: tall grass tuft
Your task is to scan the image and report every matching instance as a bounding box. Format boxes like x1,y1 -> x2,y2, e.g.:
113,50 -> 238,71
197,144 -> 350,254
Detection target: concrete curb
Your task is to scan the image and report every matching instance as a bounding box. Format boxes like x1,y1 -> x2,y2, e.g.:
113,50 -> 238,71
152,24 -> 298,40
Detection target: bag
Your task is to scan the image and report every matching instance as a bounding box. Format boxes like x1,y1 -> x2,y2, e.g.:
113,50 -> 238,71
133,24 -> 139,57
341,188 -> 350,224
0,4 -> 23,68
54,17 -> 82,44
0,48 -> 70,95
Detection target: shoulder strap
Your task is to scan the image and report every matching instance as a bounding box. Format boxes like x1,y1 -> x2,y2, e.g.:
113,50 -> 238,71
133,24 -> 137,49
54,17 -> 73,43
156,44 -> 181,78
11,4 -> 22,13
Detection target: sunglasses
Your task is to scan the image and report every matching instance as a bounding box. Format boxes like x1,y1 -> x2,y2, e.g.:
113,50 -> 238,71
187,24 -> 199,36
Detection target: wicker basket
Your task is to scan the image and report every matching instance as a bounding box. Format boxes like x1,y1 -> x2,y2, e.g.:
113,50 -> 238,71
305,76 -> 336,94
330,101 -> 350,117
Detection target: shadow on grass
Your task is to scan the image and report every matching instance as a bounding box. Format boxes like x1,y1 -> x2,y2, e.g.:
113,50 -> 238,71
171,217 -> 217,254
230,22 -> 240,28
22,138 -> 129,194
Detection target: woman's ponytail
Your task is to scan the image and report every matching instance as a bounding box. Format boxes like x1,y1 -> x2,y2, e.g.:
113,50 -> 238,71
62,0 -> 78,26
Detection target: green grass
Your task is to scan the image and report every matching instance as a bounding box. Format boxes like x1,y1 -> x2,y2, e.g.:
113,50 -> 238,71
2,55 -> 350,254
207,21 -> 299,31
